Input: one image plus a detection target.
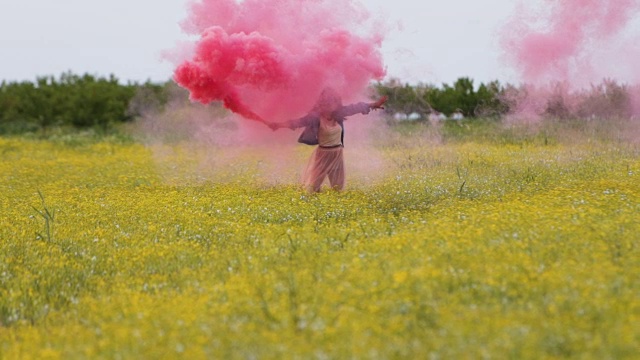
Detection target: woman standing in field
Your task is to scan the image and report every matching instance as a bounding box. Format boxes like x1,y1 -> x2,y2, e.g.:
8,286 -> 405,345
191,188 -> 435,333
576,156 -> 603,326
269,88 -> 387,192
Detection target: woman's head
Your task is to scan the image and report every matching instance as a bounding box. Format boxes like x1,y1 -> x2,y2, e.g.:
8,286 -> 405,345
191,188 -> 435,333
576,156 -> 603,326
314,87 -> 342,116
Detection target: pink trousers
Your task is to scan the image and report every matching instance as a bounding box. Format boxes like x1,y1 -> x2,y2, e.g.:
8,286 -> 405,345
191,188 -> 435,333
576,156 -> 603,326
302,146 -> 345,192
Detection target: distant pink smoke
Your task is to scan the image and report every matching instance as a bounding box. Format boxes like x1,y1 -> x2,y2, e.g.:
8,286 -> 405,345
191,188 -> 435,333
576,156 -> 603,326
501,0 -> 640,120
173,0 -> 386,123
502,0 -> 640,85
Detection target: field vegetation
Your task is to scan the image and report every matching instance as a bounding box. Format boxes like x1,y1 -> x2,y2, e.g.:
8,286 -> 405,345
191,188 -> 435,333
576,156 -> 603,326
1,118 -> 638,358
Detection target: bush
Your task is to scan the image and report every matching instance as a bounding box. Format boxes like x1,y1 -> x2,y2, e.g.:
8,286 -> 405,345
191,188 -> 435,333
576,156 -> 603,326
0,72 -> 170,135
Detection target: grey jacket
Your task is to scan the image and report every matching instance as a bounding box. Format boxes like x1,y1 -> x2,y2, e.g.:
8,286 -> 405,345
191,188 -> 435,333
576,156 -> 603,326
288,102 -> 372,146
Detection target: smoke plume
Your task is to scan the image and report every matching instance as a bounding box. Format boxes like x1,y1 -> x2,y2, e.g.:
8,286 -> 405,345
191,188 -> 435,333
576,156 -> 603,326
500,0 -> 640,124
502,0 -> 640,86
173,0 -> 386,124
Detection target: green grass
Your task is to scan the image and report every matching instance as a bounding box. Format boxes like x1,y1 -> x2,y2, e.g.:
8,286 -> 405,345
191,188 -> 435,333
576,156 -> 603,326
0,120 -> 638,359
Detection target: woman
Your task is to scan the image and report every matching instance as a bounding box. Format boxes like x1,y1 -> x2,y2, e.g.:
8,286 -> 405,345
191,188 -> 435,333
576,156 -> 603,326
269,88 -> 387,192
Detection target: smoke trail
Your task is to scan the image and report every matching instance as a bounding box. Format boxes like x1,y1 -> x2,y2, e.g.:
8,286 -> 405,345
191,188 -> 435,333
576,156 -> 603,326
499,0 -> 640,125
502,0 -> 640,85
173,0 -> 386,124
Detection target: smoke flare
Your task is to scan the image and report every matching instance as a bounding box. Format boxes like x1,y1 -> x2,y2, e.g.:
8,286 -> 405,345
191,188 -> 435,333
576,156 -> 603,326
173,0 -> 386,123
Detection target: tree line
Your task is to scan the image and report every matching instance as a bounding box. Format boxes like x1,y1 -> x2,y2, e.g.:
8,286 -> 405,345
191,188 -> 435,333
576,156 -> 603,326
0,72 -> 166,134
1,72 -> 636,135
375,77 -> 508,119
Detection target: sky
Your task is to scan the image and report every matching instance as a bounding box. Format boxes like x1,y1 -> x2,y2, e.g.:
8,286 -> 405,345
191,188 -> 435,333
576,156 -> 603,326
0,0 -> 519,85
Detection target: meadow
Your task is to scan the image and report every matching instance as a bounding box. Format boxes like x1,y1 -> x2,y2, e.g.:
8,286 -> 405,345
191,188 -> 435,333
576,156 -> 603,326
1,119 -> 639,359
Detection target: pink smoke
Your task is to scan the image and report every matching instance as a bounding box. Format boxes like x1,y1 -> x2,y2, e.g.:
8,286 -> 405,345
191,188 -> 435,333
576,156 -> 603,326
173,0 -> 386,123
502,0 -> 640,86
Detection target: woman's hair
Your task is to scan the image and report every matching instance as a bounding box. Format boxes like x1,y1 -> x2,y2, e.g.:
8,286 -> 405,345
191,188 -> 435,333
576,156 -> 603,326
313,87 -> 343,114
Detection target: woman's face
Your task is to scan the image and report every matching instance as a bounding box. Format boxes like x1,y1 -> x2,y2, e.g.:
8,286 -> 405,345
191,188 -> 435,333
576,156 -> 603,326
317,88 -> 342,116
319,100 -> 340,117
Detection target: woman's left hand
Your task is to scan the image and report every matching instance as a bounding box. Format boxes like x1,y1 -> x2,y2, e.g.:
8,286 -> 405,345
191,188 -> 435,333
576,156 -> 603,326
371,96 -> 388,110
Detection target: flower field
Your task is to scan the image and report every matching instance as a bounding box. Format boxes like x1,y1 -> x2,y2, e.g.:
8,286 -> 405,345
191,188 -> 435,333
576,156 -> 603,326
1,125 -> 639,359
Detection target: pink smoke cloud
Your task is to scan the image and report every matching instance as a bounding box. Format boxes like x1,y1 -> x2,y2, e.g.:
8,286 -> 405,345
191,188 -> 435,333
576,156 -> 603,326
173,0 -> 386,123
502,0 -> 640,85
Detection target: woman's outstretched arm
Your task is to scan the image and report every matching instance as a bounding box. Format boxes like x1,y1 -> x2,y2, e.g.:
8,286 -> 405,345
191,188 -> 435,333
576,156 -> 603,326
335,96 -> 388,118
266,113 -> 318,131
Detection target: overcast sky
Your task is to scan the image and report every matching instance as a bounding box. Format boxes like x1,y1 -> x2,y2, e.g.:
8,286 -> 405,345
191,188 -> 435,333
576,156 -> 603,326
0,0 -> 519,85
